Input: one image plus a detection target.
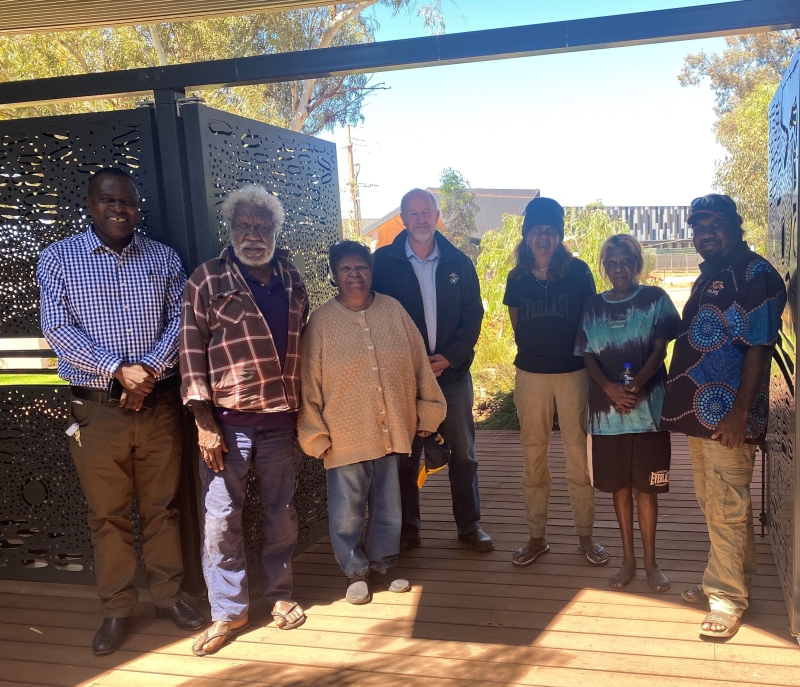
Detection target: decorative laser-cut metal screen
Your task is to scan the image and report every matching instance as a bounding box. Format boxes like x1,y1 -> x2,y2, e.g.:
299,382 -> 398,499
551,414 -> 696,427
0,110 -> 164,584
0,104 -> 339,587
183,104 -> 340,573
766,48 -> 800,635
0,108 -> 164,337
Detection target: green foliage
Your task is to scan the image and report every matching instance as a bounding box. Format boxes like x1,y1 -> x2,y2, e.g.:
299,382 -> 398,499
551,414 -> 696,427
680,31 -> 800,256
475,389 -> 519,430
0,374 -> 67,385
563,206 -> 631,291
472,213 -> 521,398
0,2 -> 444,134
438,168 -> 480,263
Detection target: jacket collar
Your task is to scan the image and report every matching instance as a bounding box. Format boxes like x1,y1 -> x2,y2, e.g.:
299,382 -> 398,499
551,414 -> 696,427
388,229 -> 460,262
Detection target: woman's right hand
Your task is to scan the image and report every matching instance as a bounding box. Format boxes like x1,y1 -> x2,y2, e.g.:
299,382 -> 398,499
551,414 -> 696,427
604,382 -> 637,413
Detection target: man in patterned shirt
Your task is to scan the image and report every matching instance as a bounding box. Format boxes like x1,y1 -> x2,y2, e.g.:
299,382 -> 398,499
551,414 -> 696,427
180,185 -> 308,656
37,167 -> 204,656
660,194 -> 786,640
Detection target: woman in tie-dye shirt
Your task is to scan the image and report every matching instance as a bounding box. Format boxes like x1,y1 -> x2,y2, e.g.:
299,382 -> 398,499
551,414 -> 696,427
575,235 -> 679,593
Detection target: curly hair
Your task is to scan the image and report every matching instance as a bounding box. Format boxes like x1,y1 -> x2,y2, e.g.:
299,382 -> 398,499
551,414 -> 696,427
599,234 -> 644,284
219,184 -> 285,234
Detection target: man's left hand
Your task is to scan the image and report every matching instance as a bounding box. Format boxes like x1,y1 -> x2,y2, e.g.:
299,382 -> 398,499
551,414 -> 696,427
428,354 -> 451,378
712,409 -> 749,449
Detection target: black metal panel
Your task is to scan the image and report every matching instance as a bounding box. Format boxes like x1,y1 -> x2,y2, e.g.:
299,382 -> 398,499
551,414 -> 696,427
766,47 -> 800,634
0,386 -> 131,583
0,108 -> 164,336
0,1 -> 799,107
183,103 -> 339,566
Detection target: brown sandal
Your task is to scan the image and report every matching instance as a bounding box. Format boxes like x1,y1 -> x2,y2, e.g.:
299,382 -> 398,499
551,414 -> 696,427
699,610 -> 740,638
511,543 -> 550,567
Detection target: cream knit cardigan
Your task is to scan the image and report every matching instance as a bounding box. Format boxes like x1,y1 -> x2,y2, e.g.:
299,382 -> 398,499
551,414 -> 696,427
298,293 -> 447,469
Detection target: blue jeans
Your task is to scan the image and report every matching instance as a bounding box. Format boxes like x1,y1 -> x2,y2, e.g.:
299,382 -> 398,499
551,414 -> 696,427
199,423 -> 301,622
326,454 -> 402,578
399,372 -> 481,539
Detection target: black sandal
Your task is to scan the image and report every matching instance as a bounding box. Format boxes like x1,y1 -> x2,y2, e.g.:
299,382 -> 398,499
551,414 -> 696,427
511,543 -> 550,567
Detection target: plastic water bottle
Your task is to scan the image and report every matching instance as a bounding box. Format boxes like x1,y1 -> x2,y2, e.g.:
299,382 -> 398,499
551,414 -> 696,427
619,362 -> 635,386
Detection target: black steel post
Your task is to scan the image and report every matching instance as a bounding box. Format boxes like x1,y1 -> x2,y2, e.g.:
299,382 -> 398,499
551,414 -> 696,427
151,87 -> 204,595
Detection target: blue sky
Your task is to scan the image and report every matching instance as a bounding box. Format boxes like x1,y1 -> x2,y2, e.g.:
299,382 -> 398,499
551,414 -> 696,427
318,0 -> 735,220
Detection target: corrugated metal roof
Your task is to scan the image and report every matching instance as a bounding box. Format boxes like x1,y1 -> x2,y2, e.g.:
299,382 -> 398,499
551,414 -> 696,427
0,1 -> 327,35
362,188 -> 540,239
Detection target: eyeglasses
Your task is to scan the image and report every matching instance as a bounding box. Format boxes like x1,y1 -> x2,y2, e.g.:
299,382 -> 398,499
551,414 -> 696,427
690,194 -> 736,211
527,226 -> 559,238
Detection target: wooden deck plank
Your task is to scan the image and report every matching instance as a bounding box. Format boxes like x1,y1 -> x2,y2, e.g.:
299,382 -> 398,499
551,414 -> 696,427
0,430 -> 795,687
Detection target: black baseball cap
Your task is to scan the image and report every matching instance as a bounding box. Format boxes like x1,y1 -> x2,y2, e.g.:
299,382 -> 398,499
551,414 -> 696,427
687,194 -> 742,226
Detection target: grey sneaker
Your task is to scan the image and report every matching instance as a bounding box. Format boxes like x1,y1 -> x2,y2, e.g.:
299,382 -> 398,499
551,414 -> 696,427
372,568 -> 411,593
345,576 -> 371,604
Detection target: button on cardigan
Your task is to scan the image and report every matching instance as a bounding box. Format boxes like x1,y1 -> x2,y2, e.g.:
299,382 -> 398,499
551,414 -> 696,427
298,293 -> 447,469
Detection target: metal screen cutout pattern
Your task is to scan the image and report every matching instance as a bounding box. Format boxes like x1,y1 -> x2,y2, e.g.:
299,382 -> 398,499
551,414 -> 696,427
183,103 -> 341,570
0,108 -> 162,583
766,50 -> 800,633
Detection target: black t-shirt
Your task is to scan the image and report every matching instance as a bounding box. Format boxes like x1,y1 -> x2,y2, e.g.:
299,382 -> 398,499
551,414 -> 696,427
503,258 -> 596,374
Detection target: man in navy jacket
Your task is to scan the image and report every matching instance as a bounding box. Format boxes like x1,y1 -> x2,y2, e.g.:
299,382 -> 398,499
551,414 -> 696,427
372,188 -> 493,553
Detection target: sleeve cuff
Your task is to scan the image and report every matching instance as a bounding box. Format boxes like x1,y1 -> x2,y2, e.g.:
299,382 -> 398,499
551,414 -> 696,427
300,434 -> 331,459
98,353 -> 124,378
140,353 -> 166,376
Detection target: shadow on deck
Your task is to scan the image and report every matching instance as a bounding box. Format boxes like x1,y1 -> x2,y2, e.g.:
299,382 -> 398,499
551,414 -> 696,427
1,430 -> 798,686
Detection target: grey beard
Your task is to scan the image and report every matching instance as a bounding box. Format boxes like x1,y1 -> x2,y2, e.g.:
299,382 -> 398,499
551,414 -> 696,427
233,242 -> 275,267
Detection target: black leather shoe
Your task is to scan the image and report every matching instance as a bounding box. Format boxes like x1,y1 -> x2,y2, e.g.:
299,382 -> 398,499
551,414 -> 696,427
458,527 -> 494,552
156,599 -> 206,630
92,616 -> 132,655
399,535 -> 422,556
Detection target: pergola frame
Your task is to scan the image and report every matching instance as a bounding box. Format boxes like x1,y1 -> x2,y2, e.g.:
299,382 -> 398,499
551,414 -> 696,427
0,0 -> 798,108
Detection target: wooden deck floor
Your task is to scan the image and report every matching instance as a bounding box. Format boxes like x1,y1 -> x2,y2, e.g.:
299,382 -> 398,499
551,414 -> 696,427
1,430 -> 799,686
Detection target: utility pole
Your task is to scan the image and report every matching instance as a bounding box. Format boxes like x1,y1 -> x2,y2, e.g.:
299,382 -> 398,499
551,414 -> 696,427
345,124 -> 361,240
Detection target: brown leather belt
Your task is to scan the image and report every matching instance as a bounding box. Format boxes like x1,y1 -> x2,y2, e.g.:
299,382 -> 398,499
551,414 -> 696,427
71,375 -> 178,403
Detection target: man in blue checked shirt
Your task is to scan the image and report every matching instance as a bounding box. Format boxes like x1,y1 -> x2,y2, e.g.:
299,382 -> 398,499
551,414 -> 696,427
37,167 -> 204,656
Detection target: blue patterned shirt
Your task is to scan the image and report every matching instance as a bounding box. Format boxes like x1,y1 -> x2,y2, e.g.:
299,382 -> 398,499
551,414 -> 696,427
37,229 -> 187,389
660,243 -> 786,443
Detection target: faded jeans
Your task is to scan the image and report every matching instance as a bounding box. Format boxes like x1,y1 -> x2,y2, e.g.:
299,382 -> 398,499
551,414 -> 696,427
514,368 -> 595,538
326,454 -> 402,578
688,436 -> 757,616
199,423 -> 302,622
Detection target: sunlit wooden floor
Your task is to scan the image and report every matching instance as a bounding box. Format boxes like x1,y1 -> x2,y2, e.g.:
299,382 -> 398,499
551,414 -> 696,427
1,430 -> 799,687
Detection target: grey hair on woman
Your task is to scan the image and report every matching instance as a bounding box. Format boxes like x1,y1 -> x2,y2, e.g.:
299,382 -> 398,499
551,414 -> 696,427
219,184 -> 286,234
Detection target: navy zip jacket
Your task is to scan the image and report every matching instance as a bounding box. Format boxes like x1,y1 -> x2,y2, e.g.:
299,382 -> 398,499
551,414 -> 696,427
372,230 -> 484,385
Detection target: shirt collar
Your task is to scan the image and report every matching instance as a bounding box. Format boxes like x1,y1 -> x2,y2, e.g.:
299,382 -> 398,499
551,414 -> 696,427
405,238 -> 439,263
84,226 -> 141,255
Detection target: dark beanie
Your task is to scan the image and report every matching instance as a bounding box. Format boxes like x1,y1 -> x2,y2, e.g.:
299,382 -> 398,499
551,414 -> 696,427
522,197 -> 565,237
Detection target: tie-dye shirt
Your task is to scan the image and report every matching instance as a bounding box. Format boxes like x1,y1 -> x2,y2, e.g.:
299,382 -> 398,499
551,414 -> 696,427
575,285 -> 680,435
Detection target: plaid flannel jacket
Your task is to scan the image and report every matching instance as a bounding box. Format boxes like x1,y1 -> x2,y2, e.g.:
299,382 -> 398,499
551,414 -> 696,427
180,246 -> 308,412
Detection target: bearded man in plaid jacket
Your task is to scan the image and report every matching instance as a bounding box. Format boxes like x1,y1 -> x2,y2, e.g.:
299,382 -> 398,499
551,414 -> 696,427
180,184 -> 309,656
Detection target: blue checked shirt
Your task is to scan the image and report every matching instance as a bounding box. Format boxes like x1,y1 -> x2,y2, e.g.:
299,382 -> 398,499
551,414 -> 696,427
37,228 -> 187,389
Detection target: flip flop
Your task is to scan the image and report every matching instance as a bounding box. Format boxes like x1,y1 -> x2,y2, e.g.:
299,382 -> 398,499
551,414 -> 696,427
681,584 -> 709,605
511,543 -> 550,567
271,601 -> 306,630
191,621 -> 250,657
699,610 -> 741,639
578,544 -> 610,566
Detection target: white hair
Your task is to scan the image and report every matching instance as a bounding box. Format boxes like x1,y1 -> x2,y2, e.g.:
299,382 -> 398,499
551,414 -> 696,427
219,184 -> 285,234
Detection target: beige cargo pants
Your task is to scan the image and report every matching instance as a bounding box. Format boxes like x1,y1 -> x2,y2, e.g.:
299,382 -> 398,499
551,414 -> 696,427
514,368 -> 595,538
687,436 -> 757,617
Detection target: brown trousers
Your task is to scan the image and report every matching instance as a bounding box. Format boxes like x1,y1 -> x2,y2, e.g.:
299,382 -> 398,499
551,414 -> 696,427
68,389 -> 185,617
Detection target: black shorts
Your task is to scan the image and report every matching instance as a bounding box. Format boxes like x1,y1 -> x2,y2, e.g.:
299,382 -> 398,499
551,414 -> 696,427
591,431 -> 671,494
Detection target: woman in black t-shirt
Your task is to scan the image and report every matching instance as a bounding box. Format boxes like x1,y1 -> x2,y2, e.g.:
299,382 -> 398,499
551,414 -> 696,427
503,197 -> 609,568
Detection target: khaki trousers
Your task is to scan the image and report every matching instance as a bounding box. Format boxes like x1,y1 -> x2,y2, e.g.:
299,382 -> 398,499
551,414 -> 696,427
514,368 -> 595,538
69,390 -> 185,617
687,436 -> 757,616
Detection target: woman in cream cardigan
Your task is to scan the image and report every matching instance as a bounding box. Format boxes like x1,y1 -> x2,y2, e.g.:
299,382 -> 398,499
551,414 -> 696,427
298,240 -> 446,605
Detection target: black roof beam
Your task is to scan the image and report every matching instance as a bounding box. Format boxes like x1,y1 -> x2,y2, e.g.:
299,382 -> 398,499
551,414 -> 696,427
1,0 -> 799,107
